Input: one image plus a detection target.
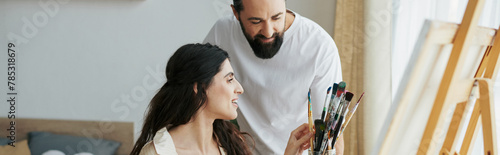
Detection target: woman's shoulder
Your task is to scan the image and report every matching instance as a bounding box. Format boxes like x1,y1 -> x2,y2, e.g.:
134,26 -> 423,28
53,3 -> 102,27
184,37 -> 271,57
139,141 -> 159,155
139,128 -> 178,155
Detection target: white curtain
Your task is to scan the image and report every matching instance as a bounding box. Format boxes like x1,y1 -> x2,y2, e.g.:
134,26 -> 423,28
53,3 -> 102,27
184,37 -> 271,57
391,0 -> 500,153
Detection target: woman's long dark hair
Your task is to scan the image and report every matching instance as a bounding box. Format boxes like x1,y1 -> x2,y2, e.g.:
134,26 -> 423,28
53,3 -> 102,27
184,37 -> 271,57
130,43 -> 252,155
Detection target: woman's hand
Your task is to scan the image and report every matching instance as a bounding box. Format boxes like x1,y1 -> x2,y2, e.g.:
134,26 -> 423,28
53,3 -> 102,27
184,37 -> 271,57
284,123 -> 313,155
334,134 -> 344,155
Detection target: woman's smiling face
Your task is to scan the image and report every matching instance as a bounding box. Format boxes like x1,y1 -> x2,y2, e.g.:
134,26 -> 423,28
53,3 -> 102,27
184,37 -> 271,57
204,59 -> 244,120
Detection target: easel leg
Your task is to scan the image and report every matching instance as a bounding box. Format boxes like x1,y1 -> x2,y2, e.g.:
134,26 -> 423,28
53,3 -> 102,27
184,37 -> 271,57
483,25 -> 500,80
477,79 -> 498,155
475,46 -> 492,78
441,101 -> 467,154
460,101 -> 481,155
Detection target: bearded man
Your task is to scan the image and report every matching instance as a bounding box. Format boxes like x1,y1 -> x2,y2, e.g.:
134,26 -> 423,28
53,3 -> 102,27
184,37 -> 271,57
204,0 -> 344,154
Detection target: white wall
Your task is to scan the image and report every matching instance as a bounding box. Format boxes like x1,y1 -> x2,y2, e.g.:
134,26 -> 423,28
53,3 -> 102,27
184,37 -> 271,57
287,0 -> 336,36
0,0 -> 336,140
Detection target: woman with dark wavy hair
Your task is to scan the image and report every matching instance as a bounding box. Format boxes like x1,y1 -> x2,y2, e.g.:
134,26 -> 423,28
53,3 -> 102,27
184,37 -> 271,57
130,43 -> 312,155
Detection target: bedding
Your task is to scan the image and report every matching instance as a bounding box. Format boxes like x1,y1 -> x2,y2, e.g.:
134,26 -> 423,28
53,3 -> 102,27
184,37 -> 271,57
28,131 -> 120,155
0,118 -> 133,155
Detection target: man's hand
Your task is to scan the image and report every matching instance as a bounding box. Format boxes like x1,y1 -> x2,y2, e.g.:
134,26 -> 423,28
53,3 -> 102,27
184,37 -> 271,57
284,123 -> 313,155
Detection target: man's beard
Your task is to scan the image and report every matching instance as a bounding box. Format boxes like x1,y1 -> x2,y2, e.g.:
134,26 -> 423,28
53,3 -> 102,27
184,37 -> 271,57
239,20 -> 284,59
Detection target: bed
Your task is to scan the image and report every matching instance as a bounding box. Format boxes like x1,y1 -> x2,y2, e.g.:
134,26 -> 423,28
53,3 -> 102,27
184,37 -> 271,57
0,118 -> 134,155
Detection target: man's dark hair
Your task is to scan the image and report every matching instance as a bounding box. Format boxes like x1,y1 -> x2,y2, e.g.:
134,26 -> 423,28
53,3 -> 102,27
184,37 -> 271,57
233,0 -> 244,13
233,0 -> 286,13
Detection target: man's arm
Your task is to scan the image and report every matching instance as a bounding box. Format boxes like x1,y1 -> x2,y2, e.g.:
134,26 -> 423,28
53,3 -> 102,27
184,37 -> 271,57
309,38 -> 344,154
309,40 -> 343,119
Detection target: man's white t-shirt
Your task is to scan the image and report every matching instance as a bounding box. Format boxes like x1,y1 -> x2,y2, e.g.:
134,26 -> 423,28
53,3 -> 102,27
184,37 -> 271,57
204,11 -> 342,155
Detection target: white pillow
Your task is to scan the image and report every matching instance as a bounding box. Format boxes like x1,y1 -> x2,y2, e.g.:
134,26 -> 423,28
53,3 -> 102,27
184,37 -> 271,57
42,150 -> 94,155
42,150 -> 65,155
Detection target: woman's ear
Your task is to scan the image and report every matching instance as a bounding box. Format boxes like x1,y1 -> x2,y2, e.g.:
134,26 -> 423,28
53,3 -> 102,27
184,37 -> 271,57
193,83 -> 198,94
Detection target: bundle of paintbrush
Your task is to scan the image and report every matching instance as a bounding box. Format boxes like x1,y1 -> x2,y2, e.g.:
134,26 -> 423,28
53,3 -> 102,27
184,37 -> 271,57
308,81 -> 364,155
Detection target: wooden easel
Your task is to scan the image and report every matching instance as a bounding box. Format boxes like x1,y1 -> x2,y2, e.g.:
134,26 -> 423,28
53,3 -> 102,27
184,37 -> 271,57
417,0 -> 499,154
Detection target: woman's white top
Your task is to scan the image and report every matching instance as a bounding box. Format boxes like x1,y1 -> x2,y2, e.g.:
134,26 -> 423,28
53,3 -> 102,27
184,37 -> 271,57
139,127 -> 226,155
